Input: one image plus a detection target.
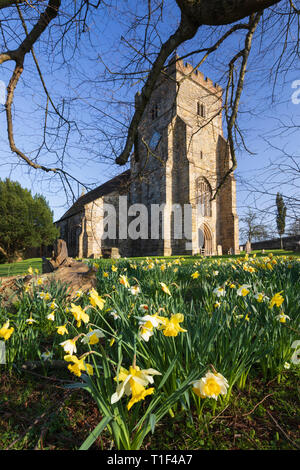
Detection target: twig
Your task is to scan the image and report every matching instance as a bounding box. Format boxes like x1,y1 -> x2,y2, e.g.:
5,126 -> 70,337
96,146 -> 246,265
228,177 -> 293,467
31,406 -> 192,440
266,410 -> 300,450
242,393 -> 275,416
209,404 -> 230,425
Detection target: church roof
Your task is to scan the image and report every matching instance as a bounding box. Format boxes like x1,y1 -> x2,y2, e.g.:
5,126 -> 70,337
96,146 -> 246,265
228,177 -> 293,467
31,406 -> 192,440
56,170 -> 131,223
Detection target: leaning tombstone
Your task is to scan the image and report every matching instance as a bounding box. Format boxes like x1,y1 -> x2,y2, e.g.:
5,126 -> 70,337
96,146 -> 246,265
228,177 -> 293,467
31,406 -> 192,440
294,241 -> 300,252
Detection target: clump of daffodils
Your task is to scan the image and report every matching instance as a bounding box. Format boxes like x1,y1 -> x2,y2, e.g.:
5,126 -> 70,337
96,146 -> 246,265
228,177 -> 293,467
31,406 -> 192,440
191,370 -> 229,400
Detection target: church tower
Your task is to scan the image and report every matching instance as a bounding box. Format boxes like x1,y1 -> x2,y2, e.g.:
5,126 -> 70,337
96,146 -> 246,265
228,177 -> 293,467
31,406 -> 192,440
130,56 -> 239,256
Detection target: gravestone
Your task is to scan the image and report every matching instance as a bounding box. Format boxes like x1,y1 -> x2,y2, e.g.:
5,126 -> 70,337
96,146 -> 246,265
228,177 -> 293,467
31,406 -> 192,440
245,240 -> 252,254
294,241 -> 300,252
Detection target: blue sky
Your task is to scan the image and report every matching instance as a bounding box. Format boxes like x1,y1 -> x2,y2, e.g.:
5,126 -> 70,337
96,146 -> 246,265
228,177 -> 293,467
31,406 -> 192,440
0,1 -> 299,236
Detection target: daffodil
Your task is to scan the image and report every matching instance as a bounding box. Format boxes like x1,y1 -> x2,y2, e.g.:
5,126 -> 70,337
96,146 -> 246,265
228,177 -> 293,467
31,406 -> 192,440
159,313 -> 187,337
47,312 -> 55,321
119,275 -> 130,288
254,293 -> 268,303
191,371 -> 229,400
191,271 -> 200,279
70,303 -> 89,327
48,301 -> 58,310
38,291 -> 51,301
56,324 -> 68,335
89,288 -> 105,310
41,351 -> 53,361
159,282 -> 171,296
276,312 -> 290,323
111,365 -> 161,410
0,320 -> 14,341
139,304 -> 149,313
111,265 -> 118,272
237,284 -> 250,297
64,355 -> 93,377
75,290 -> 83,299
269,291 -> 284,308
213,286 -> 226,297
28,266 -> 33,275
60,338 -> 78,355
110,311 -> 120,320
81,329 -> 105,345
26,315 -> 37,325
103,271 -> 109,278
138,314 -> 163,342
129,285 -> 140,296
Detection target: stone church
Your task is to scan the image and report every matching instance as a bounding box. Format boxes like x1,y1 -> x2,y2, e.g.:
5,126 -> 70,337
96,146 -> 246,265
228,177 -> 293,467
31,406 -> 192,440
56,57 -> 239,258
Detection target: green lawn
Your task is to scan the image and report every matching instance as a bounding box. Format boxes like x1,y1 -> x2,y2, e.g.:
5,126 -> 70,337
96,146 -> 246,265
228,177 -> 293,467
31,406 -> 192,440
0,250 -> 298,278
0,258 -> 42,278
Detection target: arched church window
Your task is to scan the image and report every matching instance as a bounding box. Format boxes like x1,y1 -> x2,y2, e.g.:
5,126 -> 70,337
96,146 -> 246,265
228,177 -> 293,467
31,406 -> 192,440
196,177 -> 212,217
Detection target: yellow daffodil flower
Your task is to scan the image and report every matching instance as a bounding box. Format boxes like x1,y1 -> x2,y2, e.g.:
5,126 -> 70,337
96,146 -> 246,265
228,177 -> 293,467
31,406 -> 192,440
269,291 -> 284,308
159,282 -> 171,295
70,303 -> 90,327
56,324 -> 68,335
26,315 -> 37,325
81,329 -> 105,345
89,288 -> 105,310
0,320 -> 14,341
191,371 -> 229,400
159,313 -> 187,337
276,312 -> 290,323
119,275 -> 130,288
64,355 -> 93,377
237,285 -> 250,297
111,365 -> 161,410
191,271 -> 200,279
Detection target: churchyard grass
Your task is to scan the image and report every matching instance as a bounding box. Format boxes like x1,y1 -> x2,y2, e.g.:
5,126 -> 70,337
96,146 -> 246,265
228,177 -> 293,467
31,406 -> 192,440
0,259 -> 42,278
0,252 -> 299,449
